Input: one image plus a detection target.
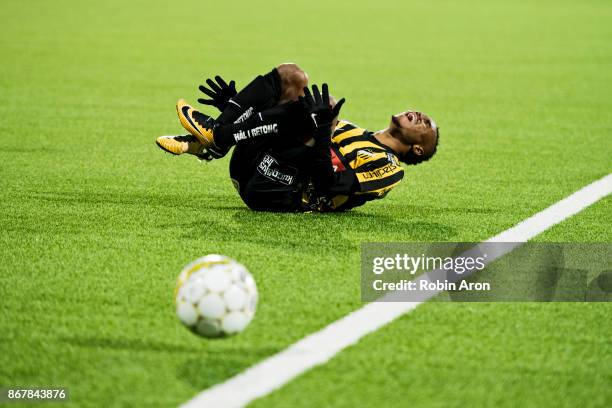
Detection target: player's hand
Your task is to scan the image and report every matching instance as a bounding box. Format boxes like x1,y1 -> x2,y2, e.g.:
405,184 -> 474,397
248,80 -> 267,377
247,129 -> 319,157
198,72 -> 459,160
299,84 -> 345,142
197,76 -> 237,111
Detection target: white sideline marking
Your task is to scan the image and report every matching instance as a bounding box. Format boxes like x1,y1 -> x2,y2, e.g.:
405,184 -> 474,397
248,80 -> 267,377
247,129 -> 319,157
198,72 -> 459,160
182,173 -> 612,408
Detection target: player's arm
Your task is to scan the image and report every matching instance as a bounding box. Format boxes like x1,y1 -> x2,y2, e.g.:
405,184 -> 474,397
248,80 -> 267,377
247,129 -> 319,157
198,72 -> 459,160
298,84 -> 345,195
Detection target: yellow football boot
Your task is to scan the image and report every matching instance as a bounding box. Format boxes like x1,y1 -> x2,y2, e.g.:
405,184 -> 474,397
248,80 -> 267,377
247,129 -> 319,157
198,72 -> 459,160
156,134 -> 201,155
156,135 -> 191,155
176,99 -> 219,148
155,134 -> 215,160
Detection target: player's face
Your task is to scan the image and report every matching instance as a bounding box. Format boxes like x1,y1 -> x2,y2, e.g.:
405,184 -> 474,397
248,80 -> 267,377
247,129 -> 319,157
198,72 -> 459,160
390,111 -> 436,135
391,110 -> 437,148
390,110 -> 438,164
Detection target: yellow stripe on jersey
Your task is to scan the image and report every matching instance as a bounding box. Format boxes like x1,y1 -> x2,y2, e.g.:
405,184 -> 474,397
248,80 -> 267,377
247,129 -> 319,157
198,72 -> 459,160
348,151 -> 389,170
355,162 -> 404,195
338,141 -> 382,157
354,179 -> 403,196
332,127 -> 364,144
355,162 -> 403,184
331,195 -> 349,209
335,120 -> 350,129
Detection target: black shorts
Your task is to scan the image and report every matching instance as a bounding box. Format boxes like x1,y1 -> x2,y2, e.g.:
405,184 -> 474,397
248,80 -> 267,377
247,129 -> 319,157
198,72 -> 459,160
230,136 -> 313,212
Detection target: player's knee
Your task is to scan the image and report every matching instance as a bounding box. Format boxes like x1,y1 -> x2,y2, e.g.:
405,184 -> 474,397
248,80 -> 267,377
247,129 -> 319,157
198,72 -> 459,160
276,63 -> 308,101
277,63 -> 309,87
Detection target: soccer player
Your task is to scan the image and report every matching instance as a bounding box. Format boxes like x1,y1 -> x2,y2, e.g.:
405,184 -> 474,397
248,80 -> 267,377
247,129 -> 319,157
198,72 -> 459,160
156,64 -> 439,212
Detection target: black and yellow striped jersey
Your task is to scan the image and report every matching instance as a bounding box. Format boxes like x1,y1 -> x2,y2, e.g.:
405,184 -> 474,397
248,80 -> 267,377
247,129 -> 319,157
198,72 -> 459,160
318,120 -> 404,211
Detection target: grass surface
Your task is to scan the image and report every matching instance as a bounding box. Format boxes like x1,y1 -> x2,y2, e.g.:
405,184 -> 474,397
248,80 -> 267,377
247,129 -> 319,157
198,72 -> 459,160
252,198 -> 612,408
0,0 -> 610,407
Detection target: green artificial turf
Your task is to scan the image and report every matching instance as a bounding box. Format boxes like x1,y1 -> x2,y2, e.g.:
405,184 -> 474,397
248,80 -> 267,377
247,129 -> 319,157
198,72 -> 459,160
0,0 -> 610,407
252,198 -> 612,408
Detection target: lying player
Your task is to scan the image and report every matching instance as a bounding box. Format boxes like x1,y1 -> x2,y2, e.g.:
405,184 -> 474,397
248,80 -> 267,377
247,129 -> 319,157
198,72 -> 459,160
156,64 -> 439,212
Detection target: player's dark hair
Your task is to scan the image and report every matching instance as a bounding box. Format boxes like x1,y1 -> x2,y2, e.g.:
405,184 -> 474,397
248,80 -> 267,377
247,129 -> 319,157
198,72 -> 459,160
402,127 -> 439,165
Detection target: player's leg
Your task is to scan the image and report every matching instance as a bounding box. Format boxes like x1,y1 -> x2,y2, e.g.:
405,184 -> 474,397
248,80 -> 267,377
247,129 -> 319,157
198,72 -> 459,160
160,63 -> 308,159
217,63 -> 309,125
222,64 -> 309,196
177,98 -> 308,154
179,63 -> 308,147
156,81 -> 280,160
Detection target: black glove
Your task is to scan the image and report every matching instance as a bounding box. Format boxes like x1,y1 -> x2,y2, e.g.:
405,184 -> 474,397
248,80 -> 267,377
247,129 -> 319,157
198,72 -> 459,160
299,84 -> 345,143
198,75 -> 237,111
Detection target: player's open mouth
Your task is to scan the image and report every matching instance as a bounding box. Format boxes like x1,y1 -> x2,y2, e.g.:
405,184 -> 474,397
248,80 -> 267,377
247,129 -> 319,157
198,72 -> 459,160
392,112 -> 416,127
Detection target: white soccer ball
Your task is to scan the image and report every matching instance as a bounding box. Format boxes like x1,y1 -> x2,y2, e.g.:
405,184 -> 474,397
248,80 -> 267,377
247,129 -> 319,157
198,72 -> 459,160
174,255 -> 258,338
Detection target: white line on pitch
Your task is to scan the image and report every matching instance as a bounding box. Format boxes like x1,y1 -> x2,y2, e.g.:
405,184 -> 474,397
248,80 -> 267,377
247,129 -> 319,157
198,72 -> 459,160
181,173 -> 612,408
